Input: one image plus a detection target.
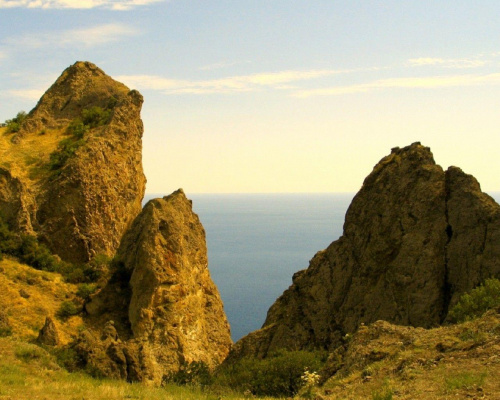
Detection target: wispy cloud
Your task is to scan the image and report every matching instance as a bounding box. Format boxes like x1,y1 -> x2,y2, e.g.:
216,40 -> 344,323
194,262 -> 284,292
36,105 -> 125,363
199,60 -> 251,71
408,57 -> 486,69
293,73 -> 500,98
0,0 -> 164,10
118,69 -> 347,94
7,88 -> 45,100
3,23 -> 138,49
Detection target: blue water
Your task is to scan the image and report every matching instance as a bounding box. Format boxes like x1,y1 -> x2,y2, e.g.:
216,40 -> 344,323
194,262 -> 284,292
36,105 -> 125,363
145,191 -> 500,342
144,193 -> 354,341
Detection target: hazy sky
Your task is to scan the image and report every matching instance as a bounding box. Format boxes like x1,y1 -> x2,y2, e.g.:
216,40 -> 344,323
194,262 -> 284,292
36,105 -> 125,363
1,1 -> 500,194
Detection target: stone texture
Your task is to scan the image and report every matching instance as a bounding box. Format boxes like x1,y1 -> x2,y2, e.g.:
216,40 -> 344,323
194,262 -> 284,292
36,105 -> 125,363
228,142 -> 500,361
37,316 -> 60,346
84,189 -> 232,384
0,61 -> 146,263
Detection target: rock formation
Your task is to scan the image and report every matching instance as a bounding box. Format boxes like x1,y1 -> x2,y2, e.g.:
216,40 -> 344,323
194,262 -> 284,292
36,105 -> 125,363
37,316 -> 60,346
0,61 -> 146,263
82,189 -> 232,384
228,142 -> 500,360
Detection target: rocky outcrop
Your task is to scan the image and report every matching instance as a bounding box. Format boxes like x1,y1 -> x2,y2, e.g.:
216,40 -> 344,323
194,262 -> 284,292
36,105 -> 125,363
0,61 -> 146,263
228,142 -> 500,361
37,316 -> 60,346
83,189 -> 232,384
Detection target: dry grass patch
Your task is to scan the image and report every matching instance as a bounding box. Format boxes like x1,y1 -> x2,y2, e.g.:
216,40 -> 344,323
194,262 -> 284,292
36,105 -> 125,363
0,258 -> 82,343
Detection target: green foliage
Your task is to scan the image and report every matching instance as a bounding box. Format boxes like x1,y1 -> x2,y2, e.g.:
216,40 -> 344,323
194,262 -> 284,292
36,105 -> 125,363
18,235 -> 60,272
0,326 -> 12,337
76,283 -> 97,301
56,301 -> 80,320
5,111 -> 27,133
165,361 -> 212,387
81,106 -> 111,128
444,371 -> 487,392
53,347 -> 84,372
66,118 -> 88,139
214,350 -> 326,397
48,137 -> 86,170
15,343 -> 46,362
0,216 -> 20,255
448,278 -> 500,323
48,105 -> 111,171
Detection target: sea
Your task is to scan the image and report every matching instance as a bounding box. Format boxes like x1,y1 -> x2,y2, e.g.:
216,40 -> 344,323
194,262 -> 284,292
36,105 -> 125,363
144,192 -> 500,342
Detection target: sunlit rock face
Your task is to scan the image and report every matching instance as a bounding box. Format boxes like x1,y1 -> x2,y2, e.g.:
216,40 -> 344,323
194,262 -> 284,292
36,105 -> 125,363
227,142 -> 500,361
0,61 -> 146,263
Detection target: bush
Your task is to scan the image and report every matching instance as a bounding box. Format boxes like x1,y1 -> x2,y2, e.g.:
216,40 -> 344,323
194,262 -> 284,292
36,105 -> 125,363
81,106 -> 111,128
0,216 -> 20,254
448,278 -> 500,323
57,301 -> 80,320
18,235 -> 60,272
66,118 -> 88,139
49,137 -> 85,170
5,111 -> 27,133
165,361 -> 212,387
76,283 -> 97,301
214,350 -> 326,397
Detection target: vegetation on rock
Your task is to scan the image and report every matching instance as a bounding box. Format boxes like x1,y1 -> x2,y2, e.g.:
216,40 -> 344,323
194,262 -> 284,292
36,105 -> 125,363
447,278 -> 500,323
4,111 -> 27,133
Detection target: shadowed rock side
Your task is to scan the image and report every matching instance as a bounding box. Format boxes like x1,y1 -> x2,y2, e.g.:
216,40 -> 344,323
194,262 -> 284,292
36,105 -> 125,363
0,61 -> 146,263
83,189 -> 232,384
228,142 -> 500,361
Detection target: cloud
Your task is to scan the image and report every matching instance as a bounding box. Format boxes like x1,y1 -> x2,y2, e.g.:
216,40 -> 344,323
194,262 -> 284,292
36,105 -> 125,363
199,60 -> 251,71
0,0 -> 164,10
4,23 -> 138,49
408,57 -> 486,69
118,69 -> 347,95
293,73 -> 500,98
7,88 -> 45,100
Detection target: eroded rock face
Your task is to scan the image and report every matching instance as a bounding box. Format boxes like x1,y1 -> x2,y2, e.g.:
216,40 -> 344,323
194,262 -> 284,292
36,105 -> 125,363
84,189 -> 232,384
228,142 -> 500,361
0,61 -> 146,263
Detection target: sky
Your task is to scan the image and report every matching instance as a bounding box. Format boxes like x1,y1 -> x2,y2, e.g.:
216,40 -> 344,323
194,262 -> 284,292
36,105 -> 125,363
1,1 -> 500,194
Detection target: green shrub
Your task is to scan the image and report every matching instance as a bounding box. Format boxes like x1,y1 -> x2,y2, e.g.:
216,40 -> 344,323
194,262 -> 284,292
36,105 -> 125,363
76,283 -> 97,301
0,216 -> 20,254
0,326 -> 12,337
214,350 -> 326,397
18,235 -> 59,272
66,118 -> 88,139
57,301 -> 79,320
448,279 -> 500,323
81,106 -> 111,128
53,347 -> 84,371
165,361 -> 212,387
49,137 -> 85,170
5,111 -> 27,133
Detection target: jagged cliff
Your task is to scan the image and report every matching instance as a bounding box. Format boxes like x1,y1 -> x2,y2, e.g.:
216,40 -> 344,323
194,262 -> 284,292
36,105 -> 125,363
80,189 -> 232,384
0,62 -> 231,384
0,61 -> 146,263
228,142 -> 500,360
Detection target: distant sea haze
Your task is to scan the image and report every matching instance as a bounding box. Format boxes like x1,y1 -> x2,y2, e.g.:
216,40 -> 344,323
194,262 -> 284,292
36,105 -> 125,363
143,192 -> 500,342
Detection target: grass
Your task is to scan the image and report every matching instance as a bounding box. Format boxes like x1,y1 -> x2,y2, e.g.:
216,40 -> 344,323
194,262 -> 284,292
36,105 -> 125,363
0,337 -> 277,400
0,257 -> 82,343
444,370 -> 487,393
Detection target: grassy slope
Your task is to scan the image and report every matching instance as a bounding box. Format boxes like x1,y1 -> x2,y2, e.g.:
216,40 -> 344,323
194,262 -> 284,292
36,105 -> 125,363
0,257 -> 83,343
319,310 -> 500,399
0,337 -> 278,400
0,126 -> 63,185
